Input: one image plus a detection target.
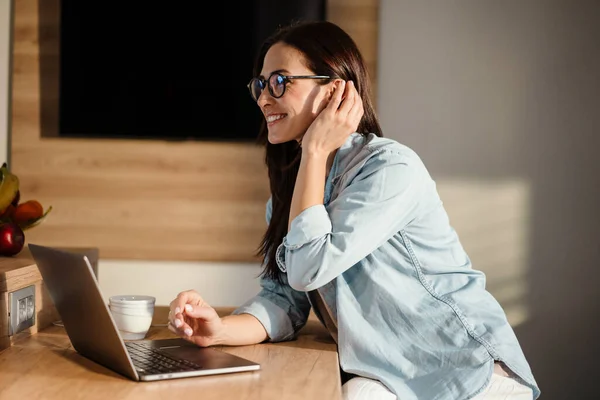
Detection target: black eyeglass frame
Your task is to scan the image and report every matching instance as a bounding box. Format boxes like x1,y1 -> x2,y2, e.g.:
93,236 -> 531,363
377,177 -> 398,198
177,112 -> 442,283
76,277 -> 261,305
247,72 -> 332,102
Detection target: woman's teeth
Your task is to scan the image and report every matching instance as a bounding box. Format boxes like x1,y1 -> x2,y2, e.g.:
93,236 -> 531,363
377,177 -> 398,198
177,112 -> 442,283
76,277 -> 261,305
267,114 -> 286,123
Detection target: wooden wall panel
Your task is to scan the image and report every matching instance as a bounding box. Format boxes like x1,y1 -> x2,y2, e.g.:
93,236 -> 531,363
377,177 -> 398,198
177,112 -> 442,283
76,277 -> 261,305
9,0 -> 379,262
327,0 -> 380,107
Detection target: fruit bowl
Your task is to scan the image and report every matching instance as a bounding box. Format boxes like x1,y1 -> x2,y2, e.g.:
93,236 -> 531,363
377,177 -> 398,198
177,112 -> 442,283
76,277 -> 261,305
0,163 -> 52,256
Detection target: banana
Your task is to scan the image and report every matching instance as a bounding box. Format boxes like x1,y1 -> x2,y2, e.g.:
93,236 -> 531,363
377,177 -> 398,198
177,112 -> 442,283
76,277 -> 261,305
0,165 -> 20,214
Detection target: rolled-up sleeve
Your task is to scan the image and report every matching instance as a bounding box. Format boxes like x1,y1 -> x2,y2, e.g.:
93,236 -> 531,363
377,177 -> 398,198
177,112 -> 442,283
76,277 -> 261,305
280,149 -> 428,292
231,197 -> 312,342
232,273 -> 311,342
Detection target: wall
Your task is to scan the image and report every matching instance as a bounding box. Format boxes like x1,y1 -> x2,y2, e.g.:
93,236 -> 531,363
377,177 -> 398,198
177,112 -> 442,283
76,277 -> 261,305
97,0 -> 379,307
98,0 -> 379,307
11,0 -> 270,263
378,1 -> 600,398
0,0 -> 11,165
10,0 -> 379,265
99,259 -> 264,307
7,0 -> 379,307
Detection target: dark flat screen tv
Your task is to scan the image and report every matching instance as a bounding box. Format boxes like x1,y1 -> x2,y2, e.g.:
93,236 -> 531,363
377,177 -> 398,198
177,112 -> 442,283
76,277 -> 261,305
56,1 -> 326,142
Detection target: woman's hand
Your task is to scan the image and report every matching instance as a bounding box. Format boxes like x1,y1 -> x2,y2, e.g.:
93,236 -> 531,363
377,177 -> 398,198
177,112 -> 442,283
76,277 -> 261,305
168,290 -> 224,347
301,80 -> 364,157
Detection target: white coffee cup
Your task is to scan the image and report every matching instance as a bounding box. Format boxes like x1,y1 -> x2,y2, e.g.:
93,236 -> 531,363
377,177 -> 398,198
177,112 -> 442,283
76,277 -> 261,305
108,295 -> 156,340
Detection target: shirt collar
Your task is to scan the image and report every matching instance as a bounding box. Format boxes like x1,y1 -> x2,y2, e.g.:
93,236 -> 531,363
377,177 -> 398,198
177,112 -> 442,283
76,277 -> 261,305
330,132 -> 365,182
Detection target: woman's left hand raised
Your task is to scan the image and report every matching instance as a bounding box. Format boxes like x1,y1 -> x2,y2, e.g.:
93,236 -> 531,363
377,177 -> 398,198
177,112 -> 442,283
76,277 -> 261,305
301,80 -> 364,157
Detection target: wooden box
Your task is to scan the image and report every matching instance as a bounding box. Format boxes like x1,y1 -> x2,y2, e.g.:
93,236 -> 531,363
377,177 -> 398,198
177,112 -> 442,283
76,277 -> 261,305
0,245 -> 98,351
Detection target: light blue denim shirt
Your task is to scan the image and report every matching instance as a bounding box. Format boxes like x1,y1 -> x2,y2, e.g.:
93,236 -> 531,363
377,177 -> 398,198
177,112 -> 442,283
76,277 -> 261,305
233,133 -> 540,400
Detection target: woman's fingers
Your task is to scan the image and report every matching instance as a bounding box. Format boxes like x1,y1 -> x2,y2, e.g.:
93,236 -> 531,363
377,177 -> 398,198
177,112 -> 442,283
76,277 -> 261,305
169,290 -> 206,336
338,80 -> 356,116
168,322 -> 194,341
338,81 -> 362,132
166,290 -> 219,341
168,290 -> 206,326
184,304 -> 218,320
348,86 -> 364,127
169,291 -> 188,318
169,315 -> 194,337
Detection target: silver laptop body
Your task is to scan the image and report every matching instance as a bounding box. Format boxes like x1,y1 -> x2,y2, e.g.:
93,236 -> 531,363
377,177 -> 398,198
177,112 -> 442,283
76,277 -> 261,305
28,243 -> 260,381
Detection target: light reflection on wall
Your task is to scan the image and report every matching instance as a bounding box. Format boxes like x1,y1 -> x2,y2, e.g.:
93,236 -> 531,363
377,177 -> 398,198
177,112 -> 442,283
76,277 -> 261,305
435,179 -> 531,327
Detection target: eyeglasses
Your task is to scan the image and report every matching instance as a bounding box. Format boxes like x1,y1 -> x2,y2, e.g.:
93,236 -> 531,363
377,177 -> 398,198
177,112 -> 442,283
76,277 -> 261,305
247,72 -> 331,102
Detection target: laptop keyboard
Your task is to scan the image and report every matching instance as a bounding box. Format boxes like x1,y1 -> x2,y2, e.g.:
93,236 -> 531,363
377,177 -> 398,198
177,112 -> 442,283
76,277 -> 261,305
125,341 -> 202,375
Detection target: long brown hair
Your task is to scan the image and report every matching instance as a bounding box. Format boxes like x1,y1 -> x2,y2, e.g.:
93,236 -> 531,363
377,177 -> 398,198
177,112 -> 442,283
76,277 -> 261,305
254,20 -> 383,282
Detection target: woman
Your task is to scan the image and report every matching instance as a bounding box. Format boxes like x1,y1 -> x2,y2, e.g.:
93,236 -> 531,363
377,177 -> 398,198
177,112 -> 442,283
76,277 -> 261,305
168,20 -> 540,400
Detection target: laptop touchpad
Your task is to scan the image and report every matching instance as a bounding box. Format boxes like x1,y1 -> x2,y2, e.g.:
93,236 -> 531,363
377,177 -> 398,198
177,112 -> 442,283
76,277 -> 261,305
158,346 -> 255,369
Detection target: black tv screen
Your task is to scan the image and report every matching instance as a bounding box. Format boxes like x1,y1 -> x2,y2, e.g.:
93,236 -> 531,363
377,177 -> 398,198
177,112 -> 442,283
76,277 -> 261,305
57,1 -> 326,142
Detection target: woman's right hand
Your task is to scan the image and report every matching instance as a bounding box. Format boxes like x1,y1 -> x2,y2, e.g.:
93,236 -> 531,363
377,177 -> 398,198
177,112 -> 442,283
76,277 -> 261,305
168,290 -> 224,347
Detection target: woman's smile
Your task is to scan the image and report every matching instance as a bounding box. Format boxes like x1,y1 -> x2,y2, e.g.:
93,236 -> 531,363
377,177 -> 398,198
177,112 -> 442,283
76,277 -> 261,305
266,113 -> 287,126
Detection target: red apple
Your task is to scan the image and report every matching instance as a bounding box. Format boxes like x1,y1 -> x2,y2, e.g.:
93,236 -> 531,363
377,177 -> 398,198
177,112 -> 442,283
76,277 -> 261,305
0,221 -> 25,256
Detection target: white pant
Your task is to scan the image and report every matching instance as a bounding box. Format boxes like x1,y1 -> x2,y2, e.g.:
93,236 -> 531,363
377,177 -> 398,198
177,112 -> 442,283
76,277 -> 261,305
341,365 -> 533,400
470,372 -> 533,400
342,377 -> 397,400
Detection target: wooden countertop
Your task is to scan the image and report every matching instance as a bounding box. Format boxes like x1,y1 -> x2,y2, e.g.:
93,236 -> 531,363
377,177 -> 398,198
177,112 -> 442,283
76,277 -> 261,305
0,306 -> 342,400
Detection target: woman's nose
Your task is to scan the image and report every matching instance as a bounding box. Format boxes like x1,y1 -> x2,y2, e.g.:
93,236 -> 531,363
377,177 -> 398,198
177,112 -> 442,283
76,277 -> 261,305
257,87 -> 274,108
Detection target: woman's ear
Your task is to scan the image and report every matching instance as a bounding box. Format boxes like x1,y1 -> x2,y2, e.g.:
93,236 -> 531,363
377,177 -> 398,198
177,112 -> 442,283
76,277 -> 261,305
328,79 -> 344,99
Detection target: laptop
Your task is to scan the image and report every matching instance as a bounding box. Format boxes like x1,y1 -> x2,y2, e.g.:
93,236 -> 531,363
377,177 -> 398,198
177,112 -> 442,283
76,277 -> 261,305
27,243 -> 260,381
